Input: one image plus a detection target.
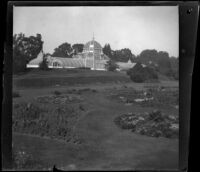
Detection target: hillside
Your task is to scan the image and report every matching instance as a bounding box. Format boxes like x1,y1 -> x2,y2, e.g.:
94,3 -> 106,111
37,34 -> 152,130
13,69 -> 131,88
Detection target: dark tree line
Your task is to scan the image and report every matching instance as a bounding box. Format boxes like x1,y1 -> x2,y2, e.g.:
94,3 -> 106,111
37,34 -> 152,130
135,49 -> 179,79
102,44 -> 178,80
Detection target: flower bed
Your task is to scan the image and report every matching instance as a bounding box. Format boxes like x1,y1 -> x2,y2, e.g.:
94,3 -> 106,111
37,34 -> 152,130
109,88 -> 178,108
114,110 -> 179,139
12,102 -> 83,144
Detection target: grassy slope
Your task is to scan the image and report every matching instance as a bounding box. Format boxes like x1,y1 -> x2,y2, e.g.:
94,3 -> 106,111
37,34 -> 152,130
12,86 -> 178,170
13,69 -> 131,88
12,69 -> 178,170
13,69 -> 178,90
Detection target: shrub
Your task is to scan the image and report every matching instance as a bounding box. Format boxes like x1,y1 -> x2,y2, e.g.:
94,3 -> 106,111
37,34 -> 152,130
105,60 -> 119,71
39,58 -> 49,70
127,63 -> 158,83
148,110 -> 163,121
130,73 -> 145,83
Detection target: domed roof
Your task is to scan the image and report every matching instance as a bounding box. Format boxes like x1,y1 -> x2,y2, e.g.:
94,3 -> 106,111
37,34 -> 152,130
83,39 -> 102,50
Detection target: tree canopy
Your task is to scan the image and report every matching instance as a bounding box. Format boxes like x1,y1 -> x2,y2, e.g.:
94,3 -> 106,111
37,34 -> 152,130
52,42 -> 73,57
13,33 -> 43,73
103,44 -> 136,62
135,49 -> 178,79
103,44 -> 112,58
72,43 -> 84,55
112,48 -> 135,62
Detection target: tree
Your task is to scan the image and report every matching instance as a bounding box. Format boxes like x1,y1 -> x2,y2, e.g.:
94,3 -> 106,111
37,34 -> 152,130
39,58 -> 49,70
103,44 -> 112,58
13,33 -> 43,73
52,42 -> 73,57
112,48 -> 135,62
103,44 -> 137,62
105,60 -> 119,71
72,44 -> 84,55
136,49 -> 178,78
137,49 -> 159,65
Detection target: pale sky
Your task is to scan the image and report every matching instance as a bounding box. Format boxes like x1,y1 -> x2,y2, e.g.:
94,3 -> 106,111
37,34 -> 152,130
13,6 -> 179,57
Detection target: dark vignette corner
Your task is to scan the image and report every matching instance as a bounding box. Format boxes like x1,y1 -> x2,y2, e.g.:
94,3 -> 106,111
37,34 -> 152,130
2,1 -> 13,169
179,1 -> 199,171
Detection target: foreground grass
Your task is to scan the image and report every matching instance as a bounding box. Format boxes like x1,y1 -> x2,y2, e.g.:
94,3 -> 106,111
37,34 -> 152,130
14,75 -> 131,88
12,146 -> 51,170
12,80 -> 179,170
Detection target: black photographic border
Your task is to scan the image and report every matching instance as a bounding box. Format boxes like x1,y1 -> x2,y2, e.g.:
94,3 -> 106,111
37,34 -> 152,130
2,1 -> 199,171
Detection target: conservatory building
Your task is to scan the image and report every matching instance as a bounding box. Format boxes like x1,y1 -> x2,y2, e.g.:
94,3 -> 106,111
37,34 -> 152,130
27,37 -> 109,70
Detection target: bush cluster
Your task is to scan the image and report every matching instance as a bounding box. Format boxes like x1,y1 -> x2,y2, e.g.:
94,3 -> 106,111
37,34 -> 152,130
105,60 -> 119,71
114,110 -> 179,139
39,58 -> 49,70
127,63 -> 158,83
109,87 -> 178,108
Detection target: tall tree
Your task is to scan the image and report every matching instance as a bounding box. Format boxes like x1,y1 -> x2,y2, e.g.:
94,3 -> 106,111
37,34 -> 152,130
103,44 -> 112,58
52,42 -> 73,57
13,33 -> 43,73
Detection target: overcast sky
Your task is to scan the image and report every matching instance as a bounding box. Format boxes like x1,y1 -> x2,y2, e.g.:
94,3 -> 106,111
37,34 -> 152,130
13,6 -> 179,57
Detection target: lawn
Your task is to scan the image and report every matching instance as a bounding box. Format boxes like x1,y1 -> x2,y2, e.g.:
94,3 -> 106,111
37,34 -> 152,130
12,69 -> 179,170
